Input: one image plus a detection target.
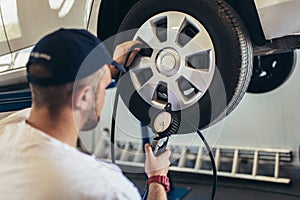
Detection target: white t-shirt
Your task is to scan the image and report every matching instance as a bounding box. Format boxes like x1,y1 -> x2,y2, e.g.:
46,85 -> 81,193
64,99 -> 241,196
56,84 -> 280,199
0,109 -> 141,200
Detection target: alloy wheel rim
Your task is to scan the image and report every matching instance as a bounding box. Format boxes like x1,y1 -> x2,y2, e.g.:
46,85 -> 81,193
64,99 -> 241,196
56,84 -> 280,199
130,11 -> 216,111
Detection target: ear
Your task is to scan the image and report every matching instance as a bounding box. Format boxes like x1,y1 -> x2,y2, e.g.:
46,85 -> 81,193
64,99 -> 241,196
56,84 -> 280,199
73,86 -> 93,111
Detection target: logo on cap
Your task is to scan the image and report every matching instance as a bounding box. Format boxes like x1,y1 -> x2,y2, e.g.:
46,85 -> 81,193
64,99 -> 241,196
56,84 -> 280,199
30,52 -> 52,61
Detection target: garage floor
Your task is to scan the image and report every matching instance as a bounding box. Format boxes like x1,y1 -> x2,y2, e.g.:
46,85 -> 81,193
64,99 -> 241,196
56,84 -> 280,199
125,166 -> 300,200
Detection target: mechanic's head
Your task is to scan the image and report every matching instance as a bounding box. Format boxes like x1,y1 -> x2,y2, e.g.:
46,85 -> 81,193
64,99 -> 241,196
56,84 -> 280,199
26,28 -> 112,131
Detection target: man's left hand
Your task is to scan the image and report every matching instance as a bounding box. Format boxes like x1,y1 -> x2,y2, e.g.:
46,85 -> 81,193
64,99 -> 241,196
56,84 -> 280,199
110,40 -> 142,76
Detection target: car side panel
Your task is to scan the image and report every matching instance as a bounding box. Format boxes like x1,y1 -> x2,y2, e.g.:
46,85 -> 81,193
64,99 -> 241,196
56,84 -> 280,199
254,0 -> 300,39
0,0 -> 93,87
0,3 -> 11,72
2,0 -> 91,52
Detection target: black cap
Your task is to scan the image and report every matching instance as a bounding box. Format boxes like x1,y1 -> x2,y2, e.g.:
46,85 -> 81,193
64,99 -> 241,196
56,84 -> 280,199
26,28 -> 123,86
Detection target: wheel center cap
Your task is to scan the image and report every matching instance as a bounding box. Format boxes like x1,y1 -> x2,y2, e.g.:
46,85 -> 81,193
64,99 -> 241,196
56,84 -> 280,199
161,55 -> 176,71
157,48 -> 180,77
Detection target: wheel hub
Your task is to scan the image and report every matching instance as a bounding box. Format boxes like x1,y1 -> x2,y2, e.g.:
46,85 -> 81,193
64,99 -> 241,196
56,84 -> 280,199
156,48 -> 180,77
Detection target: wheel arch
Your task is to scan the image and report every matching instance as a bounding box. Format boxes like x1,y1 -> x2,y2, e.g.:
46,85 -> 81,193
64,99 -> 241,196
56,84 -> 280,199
224,0 -> 266,46
97,0 -> 267,48
97,0 -> 138,45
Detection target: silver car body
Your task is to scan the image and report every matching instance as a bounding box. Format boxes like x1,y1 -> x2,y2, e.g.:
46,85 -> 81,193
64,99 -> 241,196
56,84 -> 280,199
254,0 -> 300,39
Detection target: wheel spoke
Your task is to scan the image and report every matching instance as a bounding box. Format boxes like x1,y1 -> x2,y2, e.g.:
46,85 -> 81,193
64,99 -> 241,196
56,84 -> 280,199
180,67 -> 211,93
135,20 -> 161,48
166,13 -> 186,43
130,57 -> 154,74
181,32 -> 213,58
167,81 -> 186,109
137,77 -> 159,103
130,57 -> 156,90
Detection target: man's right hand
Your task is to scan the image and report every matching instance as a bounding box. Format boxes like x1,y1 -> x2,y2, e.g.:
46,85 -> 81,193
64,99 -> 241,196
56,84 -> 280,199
144,143 -> 170,178
144,143 -> 171,200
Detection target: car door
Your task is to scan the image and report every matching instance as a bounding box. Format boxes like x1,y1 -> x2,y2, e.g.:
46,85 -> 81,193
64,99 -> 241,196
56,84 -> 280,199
1,0 -> 91,73
0,0 -> 92,112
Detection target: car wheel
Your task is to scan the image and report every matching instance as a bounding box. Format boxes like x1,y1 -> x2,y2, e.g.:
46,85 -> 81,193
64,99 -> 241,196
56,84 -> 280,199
247,51 -> 296,93
116,0 -> 253,133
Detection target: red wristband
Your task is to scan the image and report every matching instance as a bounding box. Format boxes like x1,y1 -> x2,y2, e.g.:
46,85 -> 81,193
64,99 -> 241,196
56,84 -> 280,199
147,175 -> 170,193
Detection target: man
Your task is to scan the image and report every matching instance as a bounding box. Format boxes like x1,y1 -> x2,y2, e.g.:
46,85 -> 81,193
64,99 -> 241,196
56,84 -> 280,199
0,29 -> 171,199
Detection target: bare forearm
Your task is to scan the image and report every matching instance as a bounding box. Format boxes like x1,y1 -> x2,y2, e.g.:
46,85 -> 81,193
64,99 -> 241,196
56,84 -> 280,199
147,183 -> 167,200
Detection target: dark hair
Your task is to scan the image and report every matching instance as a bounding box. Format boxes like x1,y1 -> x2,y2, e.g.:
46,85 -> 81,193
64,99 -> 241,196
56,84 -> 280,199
28,64 -> 74,118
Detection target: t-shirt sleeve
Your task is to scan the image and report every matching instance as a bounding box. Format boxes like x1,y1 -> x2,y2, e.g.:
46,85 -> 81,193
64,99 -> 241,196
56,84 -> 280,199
57,151 -> 142,200
83,161 -> 142,200
99,167 -> 142,200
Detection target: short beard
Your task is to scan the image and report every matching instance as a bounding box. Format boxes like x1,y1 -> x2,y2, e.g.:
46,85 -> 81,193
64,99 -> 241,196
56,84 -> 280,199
81,104 -> 99,131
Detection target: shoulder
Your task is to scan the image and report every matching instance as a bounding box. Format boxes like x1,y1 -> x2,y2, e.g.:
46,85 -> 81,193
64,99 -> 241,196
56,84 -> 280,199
0,108 -> 30,128
0,109 -> 34,148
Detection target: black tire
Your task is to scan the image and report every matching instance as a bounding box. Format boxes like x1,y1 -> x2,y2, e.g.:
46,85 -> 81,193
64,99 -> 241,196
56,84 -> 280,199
247,51 -> 296,93
117,0 -> 253,133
